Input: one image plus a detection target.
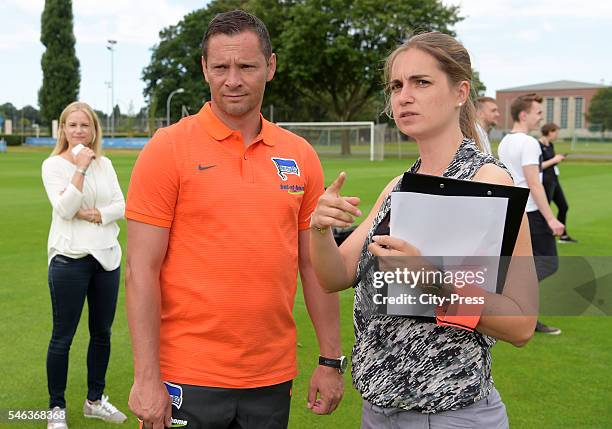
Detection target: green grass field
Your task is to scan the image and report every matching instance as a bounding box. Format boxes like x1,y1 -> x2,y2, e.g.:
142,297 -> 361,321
310,139 -> 612,160
1,146 -> 611,428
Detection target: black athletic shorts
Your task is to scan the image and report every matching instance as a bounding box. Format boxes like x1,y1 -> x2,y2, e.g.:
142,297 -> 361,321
527,210 -> 559,281
142,380 -> 293,429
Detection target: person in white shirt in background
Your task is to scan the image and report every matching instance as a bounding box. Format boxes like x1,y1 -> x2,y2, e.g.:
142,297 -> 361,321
498,93 -> 564,336
475,96 -> 500,156
41,101 -> 127,429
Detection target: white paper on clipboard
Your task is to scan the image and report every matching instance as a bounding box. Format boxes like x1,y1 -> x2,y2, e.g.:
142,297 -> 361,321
389,192 -> 509,295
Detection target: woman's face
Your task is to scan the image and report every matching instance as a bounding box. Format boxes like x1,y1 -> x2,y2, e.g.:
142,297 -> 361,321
63,110 -> 93,148
389,48 -> 466,140
549,129 -> 558,140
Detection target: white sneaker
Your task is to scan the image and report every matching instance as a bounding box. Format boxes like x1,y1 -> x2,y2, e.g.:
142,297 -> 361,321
47,406 -> 68,429
83,395 -> 127,423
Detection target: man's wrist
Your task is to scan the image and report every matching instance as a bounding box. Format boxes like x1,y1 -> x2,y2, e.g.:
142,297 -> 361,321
318,355 -> 348,374
133,366 -> 162,383
134,376 -> 162,385
310,224 -> 330,234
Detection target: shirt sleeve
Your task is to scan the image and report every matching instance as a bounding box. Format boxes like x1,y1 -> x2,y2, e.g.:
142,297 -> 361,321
521,137 -> 542,167
125,129 -> 179,228
98,157 -> 126,226
298,144 -> 325,231
41,158 -> 84,220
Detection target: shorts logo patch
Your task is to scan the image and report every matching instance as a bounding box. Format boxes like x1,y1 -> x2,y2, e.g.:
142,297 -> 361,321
271,157 -> 300,181
164,381 -> 183,410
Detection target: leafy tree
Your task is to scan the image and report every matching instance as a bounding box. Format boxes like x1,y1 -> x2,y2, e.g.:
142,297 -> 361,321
588,87 -> 612,133
472,69 -> 486,97
271,1 -> 459,117
112,104 -> 121,118
38,0 -> 80,125
94,109 -> 108,121
21,105 -> 42,124
260,0 -> 461,153
142,0 -> 464,153
0,103 -> 18,119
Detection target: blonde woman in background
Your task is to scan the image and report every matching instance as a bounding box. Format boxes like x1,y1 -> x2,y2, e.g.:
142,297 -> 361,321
42,101 -> 126,429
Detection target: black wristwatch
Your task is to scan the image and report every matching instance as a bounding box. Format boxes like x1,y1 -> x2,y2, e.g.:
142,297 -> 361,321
318,355 -> 348,374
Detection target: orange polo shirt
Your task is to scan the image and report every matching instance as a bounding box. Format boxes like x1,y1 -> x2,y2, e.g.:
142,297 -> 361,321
126,102 -> 324,388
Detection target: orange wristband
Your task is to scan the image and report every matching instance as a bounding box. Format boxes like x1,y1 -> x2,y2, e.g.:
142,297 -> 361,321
435,284 -> 485,332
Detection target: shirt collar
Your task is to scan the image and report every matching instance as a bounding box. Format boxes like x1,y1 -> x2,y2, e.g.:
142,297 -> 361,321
198,102 -> 276,146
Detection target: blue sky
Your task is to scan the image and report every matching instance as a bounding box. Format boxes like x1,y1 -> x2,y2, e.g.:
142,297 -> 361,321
1,0 -> 611,117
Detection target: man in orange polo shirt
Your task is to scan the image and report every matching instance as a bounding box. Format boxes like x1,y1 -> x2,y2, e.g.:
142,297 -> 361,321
125,10 -> 344,429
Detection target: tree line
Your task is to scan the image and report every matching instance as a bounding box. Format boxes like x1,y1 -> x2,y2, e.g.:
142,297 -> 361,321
142,0 -> 476,128
35,0 -> 612,138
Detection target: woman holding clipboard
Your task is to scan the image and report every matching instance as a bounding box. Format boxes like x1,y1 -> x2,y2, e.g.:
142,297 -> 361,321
309,33 -> 538,428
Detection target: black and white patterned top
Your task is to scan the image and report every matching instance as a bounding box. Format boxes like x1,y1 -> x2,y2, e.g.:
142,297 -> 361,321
352,139 -> 510,413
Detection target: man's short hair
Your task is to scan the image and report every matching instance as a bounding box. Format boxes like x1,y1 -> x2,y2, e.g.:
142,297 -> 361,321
510,93 -> 543,122
541,122 -> 559,136
201,10 -> 272,61
475,96 -> 497,111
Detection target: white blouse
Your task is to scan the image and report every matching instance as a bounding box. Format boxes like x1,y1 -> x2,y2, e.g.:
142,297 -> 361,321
42,155 -> 125,271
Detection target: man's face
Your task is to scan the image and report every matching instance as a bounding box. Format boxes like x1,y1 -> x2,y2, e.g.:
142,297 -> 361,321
479,101 -> 500,128
523,101 -> 543,131
202,31 -> 275,118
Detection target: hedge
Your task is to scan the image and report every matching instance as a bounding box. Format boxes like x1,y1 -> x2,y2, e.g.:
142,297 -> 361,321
0,135 -> 24,146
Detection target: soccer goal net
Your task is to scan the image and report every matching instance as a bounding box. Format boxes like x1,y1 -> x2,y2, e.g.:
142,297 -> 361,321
276,121 -> 385,161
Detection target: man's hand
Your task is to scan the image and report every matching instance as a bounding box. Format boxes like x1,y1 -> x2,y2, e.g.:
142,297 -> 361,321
128,380 -> 172,429
547,217 -> 565,236
307,365 -> 344,415
311,172 -> 361,230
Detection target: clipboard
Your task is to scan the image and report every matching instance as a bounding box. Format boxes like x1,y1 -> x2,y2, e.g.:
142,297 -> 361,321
367,172 -> 529,318
400,172 -> 527,258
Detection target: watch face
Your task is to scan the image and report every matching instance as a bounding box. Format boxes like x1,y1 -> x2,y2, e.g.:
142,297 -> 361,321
319,355 -> 348,374
339,356 -> 348,373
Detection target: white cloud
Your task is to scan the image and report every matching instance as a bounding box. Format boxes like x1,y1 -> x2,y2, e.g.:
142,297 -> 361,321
73,0 -> 196,45
1,0 -> 44,15
446,0 -> 612,19
0,0 -> 41,50
0,0 -> 203,48
513,29 -> 542,42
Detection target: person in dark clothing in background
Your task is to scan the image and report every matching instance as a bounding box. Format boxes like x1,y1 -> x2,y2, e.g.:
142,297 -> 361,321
539,123 -> 577,243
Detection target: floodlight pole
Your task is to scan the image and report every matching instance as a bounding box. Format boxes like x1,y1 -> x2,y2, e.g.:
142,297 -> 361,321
104,81 -> 111,133
107,39 -> 117,138
166,88 -> 185,126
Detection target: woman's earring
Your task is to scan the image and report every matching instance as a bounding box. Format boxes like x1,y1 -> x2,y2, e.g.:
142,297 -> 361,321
458,102 -> 463,107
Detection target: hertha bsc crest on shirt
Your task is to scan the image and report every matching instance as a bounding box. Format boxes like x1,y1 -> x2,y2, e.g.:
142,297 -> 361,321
271,157 -> 300,181
164,381 -> 183,409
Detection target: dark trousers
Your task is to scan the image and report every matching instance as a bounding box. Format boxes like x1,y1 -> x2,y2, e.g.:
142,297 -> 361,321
543,177 -> 569,234
527,211 -> 559,282
47,254 -> 120,409
145,381 -> 292,429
